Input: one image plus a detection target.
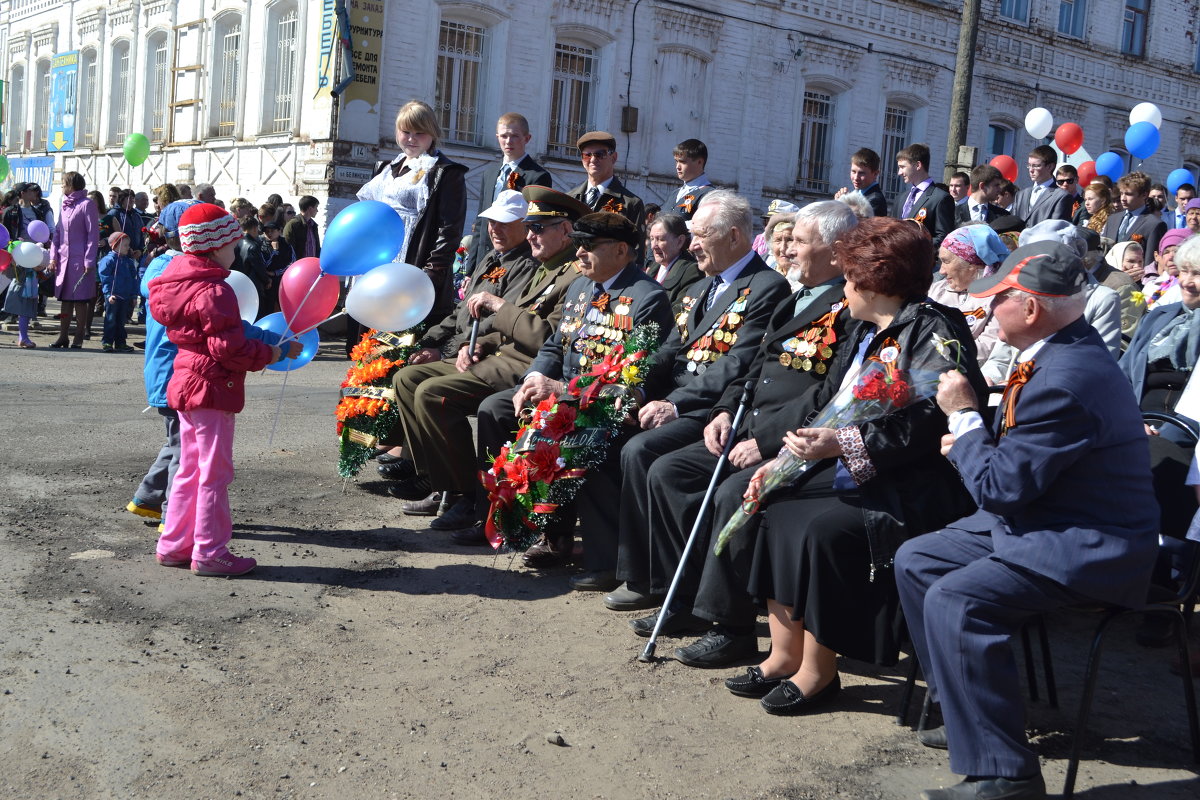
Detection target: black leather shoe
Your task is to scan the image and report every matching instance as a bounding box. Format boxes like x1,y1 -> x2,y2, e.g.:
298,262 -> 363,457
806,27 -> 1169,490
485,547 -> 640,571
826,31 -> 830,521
629,609 -> 709,637
450,524 -> 489,546
674,629 -> 757,668
603,583 -> 663,611
759,674 -> 841,715
376,451 -> 405,464
429,496 -> 478,531
386,476 -> 433,501
919,775 -> 1046,800
725,666 -> 785,698
569,570 -> 620,592
377,459 -> 417,481
400,491 -> 444,516
916,725 -> 949,750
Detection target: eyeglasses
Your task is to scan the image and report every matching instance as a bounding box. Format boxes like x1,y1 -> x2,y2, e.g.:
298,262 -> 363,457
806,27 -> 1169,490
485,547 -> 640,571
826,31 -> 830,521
575,238 -> 616,252
525,219 -> 566,234
1056,178 -> 1076,185
580,150 -> 612,160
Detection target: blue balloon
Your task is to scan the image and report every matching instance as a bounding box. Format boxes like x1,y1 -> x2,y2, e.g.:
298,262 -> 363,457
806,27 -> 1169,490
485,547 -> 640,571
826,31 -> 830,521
321,200 -> 407,276
1167,168 -> 1196,195
254,311 -> 321,372
1124,121 -> 1161,161
1095,151 -> 1126,182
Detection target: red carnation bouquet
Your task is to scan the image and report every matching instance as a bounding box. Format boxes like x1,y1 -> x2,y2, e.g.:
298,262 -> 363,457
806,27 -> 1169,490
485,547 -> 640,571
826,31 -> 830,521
482,323 -> 661,551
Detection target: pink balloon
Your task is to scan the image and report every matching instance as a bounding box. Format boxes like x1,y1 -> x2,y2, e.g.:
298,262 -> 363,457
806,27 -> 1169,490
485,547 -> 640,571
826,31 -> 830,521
279,257 -> 340,334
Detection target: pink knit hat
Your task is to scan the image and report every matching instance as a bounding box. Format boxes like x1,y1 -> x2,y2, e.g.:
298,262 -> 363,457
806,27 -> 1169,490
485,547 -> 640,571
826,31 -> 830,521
178,202 -> 241,254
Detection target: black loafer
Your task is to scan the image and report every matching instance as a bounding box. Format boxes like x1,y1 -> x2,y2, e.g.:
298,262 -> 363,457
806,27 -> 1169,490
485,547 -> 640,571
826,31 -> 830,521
919,775 -> 1046,800
569,570 -> 620,592
674,629 -> 757,668
629,609 -> 709,637
377,459 -> 417,481
759,674 -> 841,716
725,666 -> 785,698
429,496 -> 478,531
603,583 -> 664,611
450,524 -> 490,546
917,725 -> 949,750
386,476 -> 433,501
400,491 -> 443,516
376,451 -> 405,464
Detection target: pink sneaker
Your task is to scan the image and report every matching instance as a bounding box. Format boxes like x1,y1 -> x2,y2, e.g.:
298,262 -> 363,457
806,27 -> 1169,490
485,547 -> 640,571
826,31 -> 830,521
191,553 -> 257,577
156,551 -> 191,568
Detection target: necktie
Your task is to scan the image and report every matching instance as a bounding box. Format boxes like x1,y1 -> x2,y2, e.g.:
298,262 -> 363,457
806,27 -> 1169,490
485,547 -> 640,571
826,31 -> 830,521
494,164 -> 512,200
703,277 -> 722,312
902,186 -> 920,218
1119,211 -> 1135,240
1178,212 -> 1186,229
586,186 -> 600,209
1031,185 -> 1044,206
973,204 -> 985,222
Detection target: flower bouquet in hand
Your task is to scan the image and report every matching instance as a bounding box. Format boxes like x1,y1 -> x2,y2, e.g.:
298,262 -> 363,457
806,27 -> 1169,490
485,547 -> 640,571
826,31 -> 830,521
335,328 -> 421,478
713,334 -> 964,555
482,323 -> 660,551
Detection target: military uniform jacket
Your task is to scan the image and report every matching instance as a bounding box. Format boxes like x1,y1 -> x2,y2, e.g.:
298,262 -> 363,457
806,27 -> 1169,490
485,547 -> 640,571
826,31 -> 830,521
468,247 -> 581,389
526,263 -> 673,383
646,254 -> 790,418
711,282 -> 849,458
419,241 -> 537,354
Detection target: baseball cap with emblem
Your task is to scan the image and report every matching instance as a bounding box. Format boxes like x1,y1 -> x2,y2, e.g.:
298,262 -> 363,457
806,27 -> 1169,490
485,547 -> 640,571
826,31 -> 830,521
969,241 -> 1087,298
522,186 -> 591,223
478,189 -> 529,224
763,199 -> 800,218
569,212 -> 640,247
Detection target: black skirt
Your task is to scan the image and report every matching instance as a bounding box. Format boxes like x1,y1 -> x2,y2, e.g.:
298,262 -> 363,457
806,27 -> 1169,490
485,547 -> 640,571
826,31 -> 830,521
747,460 -> 904,665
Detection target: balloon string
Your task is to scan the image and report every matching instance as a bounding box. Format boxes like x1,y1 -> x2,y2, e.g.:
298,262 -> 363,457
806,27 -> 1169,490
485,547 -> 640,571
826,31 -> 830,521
276,310 -> 345,346
283,272 -> 325,336
267,361 -> 291,448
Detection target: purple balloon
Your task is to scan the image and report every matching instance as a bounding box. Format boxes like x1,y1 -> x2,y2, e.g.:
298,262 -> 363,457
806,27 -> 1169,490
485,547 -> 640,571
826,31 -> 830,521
26,219 -> 49,244
0,226 -> 9,249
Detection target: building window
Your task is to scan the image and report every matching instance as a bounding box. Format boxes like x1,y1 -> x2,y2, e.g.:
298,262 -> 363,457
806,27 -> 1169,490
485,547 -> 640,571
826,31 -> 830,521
547,41 -> 596,158
79,50 -> 97,147
34,59 -> 49,150
110,41 -> 131,144
797,90 -> 834,194
7,65 -> 24,150
270,7 -> 299,133
148,35 -> 169,142
1058,0 -> 1087,37
989,123 -> 1016,160
1122,1 -> 1149,57
216,19 -> 242,136
435,19 -> 486,146
1000,0 -> 1029,22
880,105 -> 911,199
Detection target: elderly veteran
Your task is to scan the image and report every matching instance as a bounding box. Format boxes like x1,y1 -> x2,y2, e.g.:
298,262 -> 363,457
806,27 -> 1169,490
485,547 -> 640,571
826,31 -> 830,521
473,212 -> 674,566
929,225 -> 1009,364
898,241 -> 1157,800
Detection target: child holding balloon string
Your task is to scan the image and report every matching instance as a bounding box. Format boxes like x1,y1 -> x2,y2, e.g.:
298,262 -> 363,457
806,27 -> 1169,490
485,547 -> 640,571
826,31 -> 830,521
1,239 -> 52,348
147,203 -> 301,577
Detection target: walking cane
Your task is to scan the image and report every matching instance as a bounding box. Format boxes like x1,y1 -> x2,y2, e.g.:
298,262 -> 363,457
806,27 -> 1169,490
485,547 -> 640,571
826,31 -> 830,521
468,317 -> 480,360
639,379 -> 754,663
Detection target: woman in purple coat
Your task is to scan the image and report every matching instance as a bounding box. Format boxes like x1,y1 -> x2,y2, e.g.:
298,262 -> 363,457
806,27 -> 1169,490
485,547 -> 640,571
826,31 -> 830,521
48,171 -> 100,348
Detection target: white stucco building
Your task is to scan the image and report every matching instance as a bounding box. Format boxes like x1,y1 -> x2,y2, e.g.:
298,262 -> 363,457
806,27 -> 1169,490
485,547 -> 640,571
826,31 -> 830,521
2,0 -> 1199,223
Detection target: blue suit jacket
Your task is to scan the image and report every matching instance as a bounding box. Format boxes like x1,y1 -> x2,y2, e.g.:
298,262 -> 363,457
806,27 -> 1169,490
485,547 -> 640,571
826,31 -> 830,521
1118,301 -> 1193,400
949,317 -> 1158,608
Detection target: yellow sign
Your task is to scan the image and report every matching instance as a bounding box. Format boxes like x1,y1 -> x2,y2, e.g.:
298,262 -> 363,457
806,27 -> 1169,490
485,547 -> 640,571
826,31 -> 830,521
342,0 -> 385,107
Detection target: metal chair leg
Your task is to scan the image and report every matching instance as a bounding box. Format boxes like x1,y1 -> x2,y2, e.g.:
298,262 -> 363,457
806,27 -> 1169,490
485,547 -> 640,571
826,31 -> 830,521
896,653 -> 921,727
1171,609 -> 1200,763
1020,623 -> 1040,703
1036,615 -> 1058,709
1063,611 -> 1120,799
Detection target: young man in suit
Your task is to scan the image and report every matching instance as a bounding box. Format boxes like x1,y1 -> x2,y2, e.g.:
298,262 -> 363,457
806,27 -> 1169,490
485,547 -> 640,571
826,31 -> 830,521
898,241 -> 1158,800
948,171 -> 970,207
1103,171 -> 1169,263
954,164 -> 1008,227
1011,145 -> 1073,225
462,113 -> 553,276
1166,183 -> 1196,229
897,142 -> 955,249
835,147 -> 888,218
672,138 -> 714,220
647,212 -> 704,313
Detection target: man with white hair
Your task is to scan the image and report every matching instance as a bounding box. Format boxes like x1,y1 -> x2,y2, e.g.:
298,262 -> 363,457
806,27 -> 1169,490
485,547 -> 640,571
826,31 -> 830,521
194,184 -> 217,205
897,241 -> 1157,800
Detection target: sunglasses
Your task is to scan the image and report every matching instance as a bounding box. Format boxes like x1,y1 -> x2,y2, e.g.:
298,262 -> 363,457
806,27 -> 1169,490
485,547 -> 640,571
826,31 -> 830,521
1056,178 -> 1076,185
580,150 -> 612,160
525,219 -> 566,234
575,237 -> 616,252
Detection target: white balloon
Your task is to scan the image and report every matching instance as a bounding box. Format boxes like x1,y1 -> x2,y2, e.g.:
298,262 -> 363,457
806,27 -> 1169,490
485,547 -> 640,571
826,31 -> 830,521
1129,102 -> 1163,129
1024,107 -> 1053,140
223,270 -> 260,323
345,261 -> 435,332
12,241 -> 44,268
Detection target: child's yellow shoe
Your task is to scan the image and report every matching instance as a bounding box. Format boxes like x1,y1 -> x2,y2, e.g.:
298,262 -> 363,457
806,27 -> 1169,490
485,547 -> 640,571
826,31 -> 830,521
127,498 -> 162,520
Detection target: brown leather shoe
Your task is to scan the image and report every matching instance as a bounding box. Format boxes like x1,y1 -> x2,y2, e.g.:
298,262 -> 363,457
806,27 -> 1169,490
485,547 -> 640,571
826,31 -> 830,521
522,534 -> 573,569
400,491 -> 444,516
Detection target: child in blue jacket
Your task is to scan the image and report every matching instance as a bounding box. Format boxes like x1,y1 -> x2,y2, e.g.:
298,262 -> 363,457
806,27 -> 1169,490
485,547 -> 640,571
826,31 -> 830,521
98,231 -> 138,352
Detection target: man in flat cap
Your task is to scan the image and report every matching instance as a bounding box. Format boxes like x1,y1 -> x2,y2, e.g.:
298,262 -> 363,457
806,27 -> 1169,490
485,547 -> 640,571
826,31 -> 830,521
474,211 -> 674,565
896,241 -> 1158,800
569,131 -> 645,243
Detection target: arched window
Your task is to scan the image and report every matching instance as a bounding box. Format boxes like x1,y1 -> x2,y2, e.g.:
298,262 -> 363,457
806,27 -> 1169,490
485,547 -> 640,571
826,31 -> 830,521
265,3 -> 299,133
34,59 -> 50,150
547,39 -> 597,158
110,40 -> 131,144
436,18 -> 487,145
79,50 -> 98,148
7,64 -> 25,151
212,14 -> 242,137
146,32 -> 170,142
797,88 -> 837,193
988,123 -> 1016,160
881,104 -> 912,199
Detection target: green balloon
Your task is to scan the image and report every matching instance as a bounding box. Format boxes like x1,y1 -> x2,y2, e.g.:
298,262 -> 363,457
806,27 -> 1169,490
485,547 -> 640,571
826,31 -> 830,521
0,154 -> 8,181
123,133 -> 151,167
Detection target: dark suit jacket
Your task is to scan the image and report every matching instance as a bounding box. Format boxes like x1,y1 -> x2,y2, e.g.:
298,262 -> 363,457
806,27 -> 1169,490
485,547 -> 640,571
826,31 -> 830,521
568,176 -> 646,233
906,183 -> 955,249
645,255 -> 790,417
526,263 -> 673,382
950,317 -> 1158,608
1103,209 -> 1169,263
463,154 -> 552,274
954,200 -> 1009,227
1012,184 -> 1073,225
862,183 -> 888,218
673,184 -> 714,220
654,253 -> 704,314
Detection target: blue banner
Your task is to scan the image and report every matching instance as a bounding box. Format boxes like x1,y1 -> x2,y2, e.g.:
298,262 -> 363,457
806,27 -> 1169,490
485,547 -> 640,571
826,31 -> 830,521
49,51 -> 78,152
7,156 -> 55,192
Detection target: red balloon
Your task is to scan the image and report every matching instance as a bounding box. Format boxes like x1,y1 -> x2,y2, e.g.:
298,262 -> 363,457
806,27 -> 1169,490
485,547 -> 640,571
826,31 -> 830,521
279,257 -> 340,334
1076,160 -> 1098,187
990,155 -> 1019,183
1054,123 -> 1084,155
0,250 -> 11,269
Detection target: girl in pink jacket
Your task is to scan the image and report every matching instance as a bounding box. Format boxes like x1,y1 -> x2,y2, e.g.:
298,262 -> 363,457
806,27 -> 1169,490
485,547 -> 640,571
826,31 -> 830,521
147,204 -> 300,577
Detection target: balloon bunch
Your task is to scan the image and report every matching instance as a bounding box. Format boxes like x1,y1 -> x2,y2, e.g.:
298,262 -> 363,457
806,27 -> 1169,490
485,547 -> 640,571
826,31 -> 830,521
1021,103 -> 1170,186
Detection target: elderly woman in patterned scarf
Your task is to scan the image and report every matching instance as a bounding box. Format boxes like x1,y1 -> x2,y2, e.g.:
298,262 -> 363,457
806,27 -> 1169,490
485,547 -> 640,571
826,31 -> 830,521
927,223 -> 1009,363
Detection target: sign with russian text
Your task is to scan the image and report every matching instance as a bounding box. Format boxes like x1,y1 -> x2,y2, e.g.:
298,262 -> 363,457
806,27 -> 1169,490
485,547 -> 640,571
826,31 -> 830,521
49,51 -> 78,152
316,0 -> 337,99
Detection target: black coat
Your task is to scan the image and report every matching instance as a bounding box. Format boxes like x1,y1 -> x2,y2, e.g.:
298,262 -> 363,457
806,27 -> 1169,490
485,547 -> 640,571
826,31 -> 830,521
654,253 -> 704,314
862,183 -> 889,218
394,153 -> 469,323
463,154 -> 552,274
906,184 -> 956,250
